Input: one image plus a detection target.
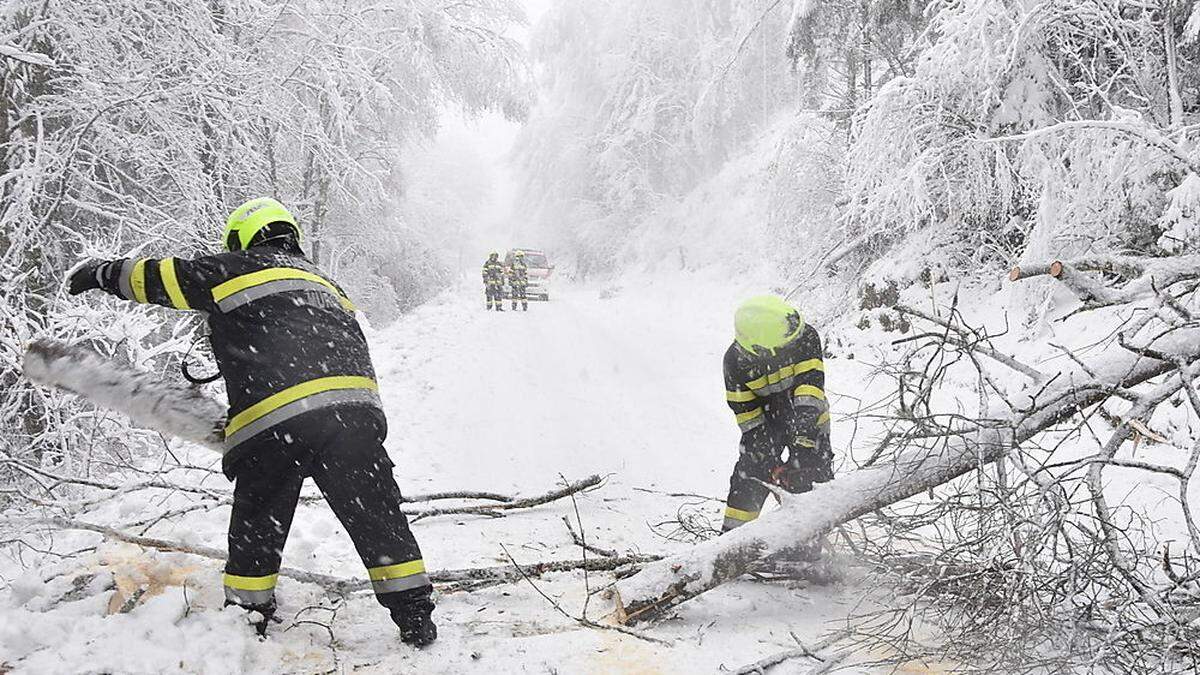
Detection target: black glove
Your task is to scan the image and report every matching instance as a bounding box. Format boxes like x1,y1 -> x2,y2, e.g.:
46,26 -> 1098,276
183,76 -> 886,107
68,261 -> 106,295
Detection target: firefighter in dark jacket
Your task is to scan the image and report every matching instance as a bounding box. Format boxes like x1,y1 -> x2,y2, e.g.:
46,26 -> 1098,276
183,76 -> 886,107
483,252 -> 506,311
66,197 -> 437,647
508,251 -> 529,312
721,296 -> 833,541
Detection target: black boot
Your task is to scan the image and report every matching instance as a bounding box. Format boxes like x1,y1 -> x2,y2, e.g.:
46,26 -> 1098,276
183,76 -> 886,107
393,609 -> 438,648
225,598 -> 276,637
385,587 -> 437,648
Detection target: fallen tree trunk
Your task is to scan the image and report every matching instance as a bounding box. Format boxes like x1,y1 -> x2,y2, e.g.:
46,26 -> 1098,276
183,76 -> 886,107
608,329 -> 1200,624
1009,255 -> 1200,308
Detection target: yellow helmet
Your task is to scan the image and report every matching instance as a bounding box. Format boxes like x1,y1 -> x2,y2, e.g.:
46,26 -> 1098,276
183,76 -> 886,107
224,197 -> 299,252
734,295 -> 805,354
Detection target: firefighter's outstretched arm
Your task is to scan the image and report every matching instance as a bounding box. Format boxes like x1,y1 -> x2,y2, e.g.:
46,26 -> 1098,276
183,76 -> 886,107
68,255 -> 219,313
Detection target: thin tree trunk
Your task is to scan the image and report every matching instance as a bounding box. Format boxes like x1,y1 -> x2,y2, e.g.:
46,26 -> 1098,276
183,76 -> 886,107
1164,2 -> 1184,129
860,1 -> 871,100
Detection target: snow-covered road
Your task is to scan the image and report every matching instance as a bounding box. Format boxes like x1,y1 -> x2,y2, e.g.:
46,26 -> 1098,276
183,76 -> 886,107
376,279 -> 737,521
355,278 -> 874,673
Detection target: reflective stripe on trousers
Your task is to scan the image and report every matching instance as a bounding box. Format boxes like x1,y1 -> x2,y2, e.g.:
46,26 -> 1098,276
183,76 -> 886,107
722,505 -> 759,530
224,572 -> 277,606
367,559 -> 431,594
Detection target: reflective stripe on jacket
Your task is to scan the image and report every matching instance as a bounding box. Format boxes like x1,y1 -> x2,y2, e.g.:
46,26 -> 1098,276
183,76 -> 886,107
723,324 -> 828,442
482,260 -> 505,286
97,246 -> 380,472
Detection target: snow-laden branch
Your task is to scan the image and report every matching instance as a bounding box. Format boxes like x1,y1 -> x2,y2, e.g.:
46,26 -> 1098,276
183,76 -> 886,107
894,304 -> 1043,381
981,120 -> 1200,175
0,43 -> 55,67
405,475 -> 604,520
23,340 -> 226,453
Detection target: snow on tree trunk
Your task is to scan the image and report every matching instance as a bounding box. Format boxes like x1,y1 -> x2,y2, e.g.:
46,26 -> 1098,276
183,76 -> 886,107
609,329 -> 1200,624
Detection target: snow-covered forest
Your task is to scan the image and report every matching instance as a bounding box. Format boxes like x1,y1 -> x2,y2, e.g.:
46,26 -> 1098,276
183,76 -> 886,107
4,0 -> 1200,672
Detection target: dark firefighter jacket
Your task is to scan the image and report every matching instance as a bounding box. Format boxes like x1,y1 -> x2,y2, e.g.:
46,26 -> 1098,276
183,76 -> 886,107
482,259 -> 505,286
723,324 -> 828,450
92,247 -> 381,475
508,261 -> 528,287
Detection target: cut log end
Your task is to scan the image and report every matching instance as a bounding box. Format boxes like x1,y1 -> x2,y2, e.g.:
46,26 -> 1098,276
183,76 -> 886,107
1009,266 -> 1021,282
1049,260 -> 1064,278
609,589 -> 628,625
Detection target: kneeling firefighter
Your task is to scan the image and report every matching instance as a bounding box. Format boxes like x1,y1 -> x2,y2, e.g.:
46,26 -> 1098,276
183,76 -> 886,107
721,296 -> 833,547
67,198 -> 437,647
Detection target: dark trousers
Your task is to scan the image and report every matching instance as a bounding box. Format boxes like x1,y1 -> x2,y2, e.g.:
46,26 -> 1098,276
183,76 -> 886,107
510,284 -> 528,309
485,284 -> 503,307
224,406 -> 431,619
723,421 -> 832,531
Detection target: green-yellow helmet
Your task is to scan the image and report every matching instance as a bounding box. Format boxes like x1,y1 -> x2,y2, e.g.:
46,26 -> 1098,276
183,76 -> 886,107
734,295 -> 805,355
223,197 -> 299,252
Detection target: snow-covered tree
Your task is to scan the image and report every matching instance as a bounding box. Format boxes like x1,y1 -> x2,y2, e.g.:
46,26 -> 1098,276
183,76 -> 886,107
515,0 -> 801,275
0,0 -> 531,501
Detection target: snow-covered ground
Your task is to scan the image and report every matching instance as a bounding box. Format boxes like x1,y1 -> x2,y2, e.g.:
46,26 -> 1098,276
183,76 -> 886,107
0,274 -> 905,674
4,265 -> 1196,673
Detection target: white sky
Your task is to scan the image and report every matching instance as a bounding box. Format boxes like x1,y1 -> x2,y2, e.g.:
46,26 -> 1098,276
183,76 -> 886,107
429,0 -> 553,264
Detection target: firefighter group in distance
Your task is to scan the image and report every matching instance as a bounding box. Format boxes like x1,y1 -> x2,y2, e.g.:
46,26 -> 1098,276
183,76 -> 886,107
65,196 -> 832,650
482,250 -> 530,311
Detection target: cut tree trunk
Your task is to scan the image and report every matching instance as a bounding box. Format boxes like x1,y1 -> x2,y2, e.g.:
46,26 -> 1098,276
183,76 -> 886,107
608,329 -> 1200,624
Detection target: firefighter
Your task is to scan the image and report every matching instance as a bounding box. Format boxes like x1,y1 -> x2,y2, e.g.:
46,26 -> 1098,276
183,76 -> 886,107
508,251 -> 529,311
482,252 -> 505,311
721,295 -> 833,552
66,197 -> 437,647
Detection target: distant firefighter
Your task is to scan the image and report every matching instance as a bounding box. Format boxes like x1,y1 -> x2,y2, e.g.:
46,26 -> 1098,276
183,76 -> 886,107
508,251 -> 529,311
482,252 -> 506,311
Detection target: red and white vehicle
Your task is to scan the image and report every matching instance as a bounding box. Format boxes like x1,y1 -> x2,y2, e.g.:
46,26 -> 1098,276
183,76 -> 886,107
504,248 -> 553,301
